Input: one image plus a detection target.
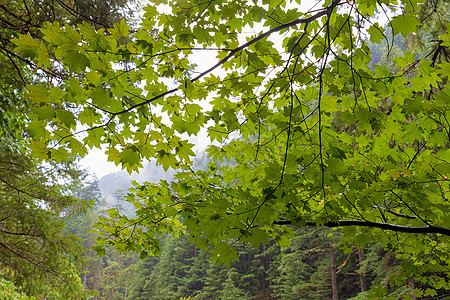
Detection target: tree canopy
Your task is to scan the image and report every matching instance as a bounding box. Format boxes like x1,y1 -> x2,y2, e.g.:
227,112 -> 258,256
0,0 -> 135,296
14,0 -> 450,294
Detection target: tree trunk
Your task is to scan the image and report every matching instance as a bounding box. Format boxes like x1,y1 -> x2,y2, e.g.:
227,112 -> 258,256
82,265 -> 88,286
408,277 -> 416,300
329,237 -> 339,300
82,247 -> 92,286
357,247 -> 367,292
94,266 -> 101,299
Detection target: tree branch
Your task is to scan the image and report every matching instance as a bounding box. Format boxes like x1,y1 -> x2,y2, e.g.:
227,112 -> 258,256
274,219 -> 450,236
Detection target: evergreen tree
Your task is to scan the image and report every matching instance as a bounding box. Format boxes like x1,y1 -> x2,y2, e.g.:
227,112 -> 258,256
128,256 -> 160,300
220,267 -> 247,300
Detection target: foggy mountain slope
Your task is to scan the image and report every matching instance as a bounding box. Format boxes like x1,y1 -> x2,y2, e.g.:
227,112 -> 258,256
98,160 -> 176,207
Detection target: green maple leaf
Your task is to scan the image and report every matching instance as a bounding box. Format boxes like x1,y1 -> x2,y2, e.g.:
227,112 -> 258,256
56,109 -> 76,129
91,87 -> 112,109
13,33 -> 46,61
156,150 -> 178,171
367,23 -> 385,44
111,19 -> 130,38
391,14 -> 422,38
209,243 -> 239,266
63,51 -> 90,72
247,228 -> 269,249
120,146 -> 142,173
176,141 -> 195,161
27,85 -> 49,104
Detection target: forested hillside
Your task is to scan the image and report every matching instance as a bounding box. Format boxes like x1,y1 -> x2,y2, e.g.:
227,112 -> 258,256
1,0 -> 449,298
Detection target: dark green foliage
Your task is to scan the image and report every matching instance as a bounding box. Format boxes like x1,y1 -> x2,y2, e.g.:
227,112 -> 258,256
220,268 -> 247,300
0,153 -> 89,297
0,0 -> 135,296
129,234 -> 206,300
126,227 -> 450,299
